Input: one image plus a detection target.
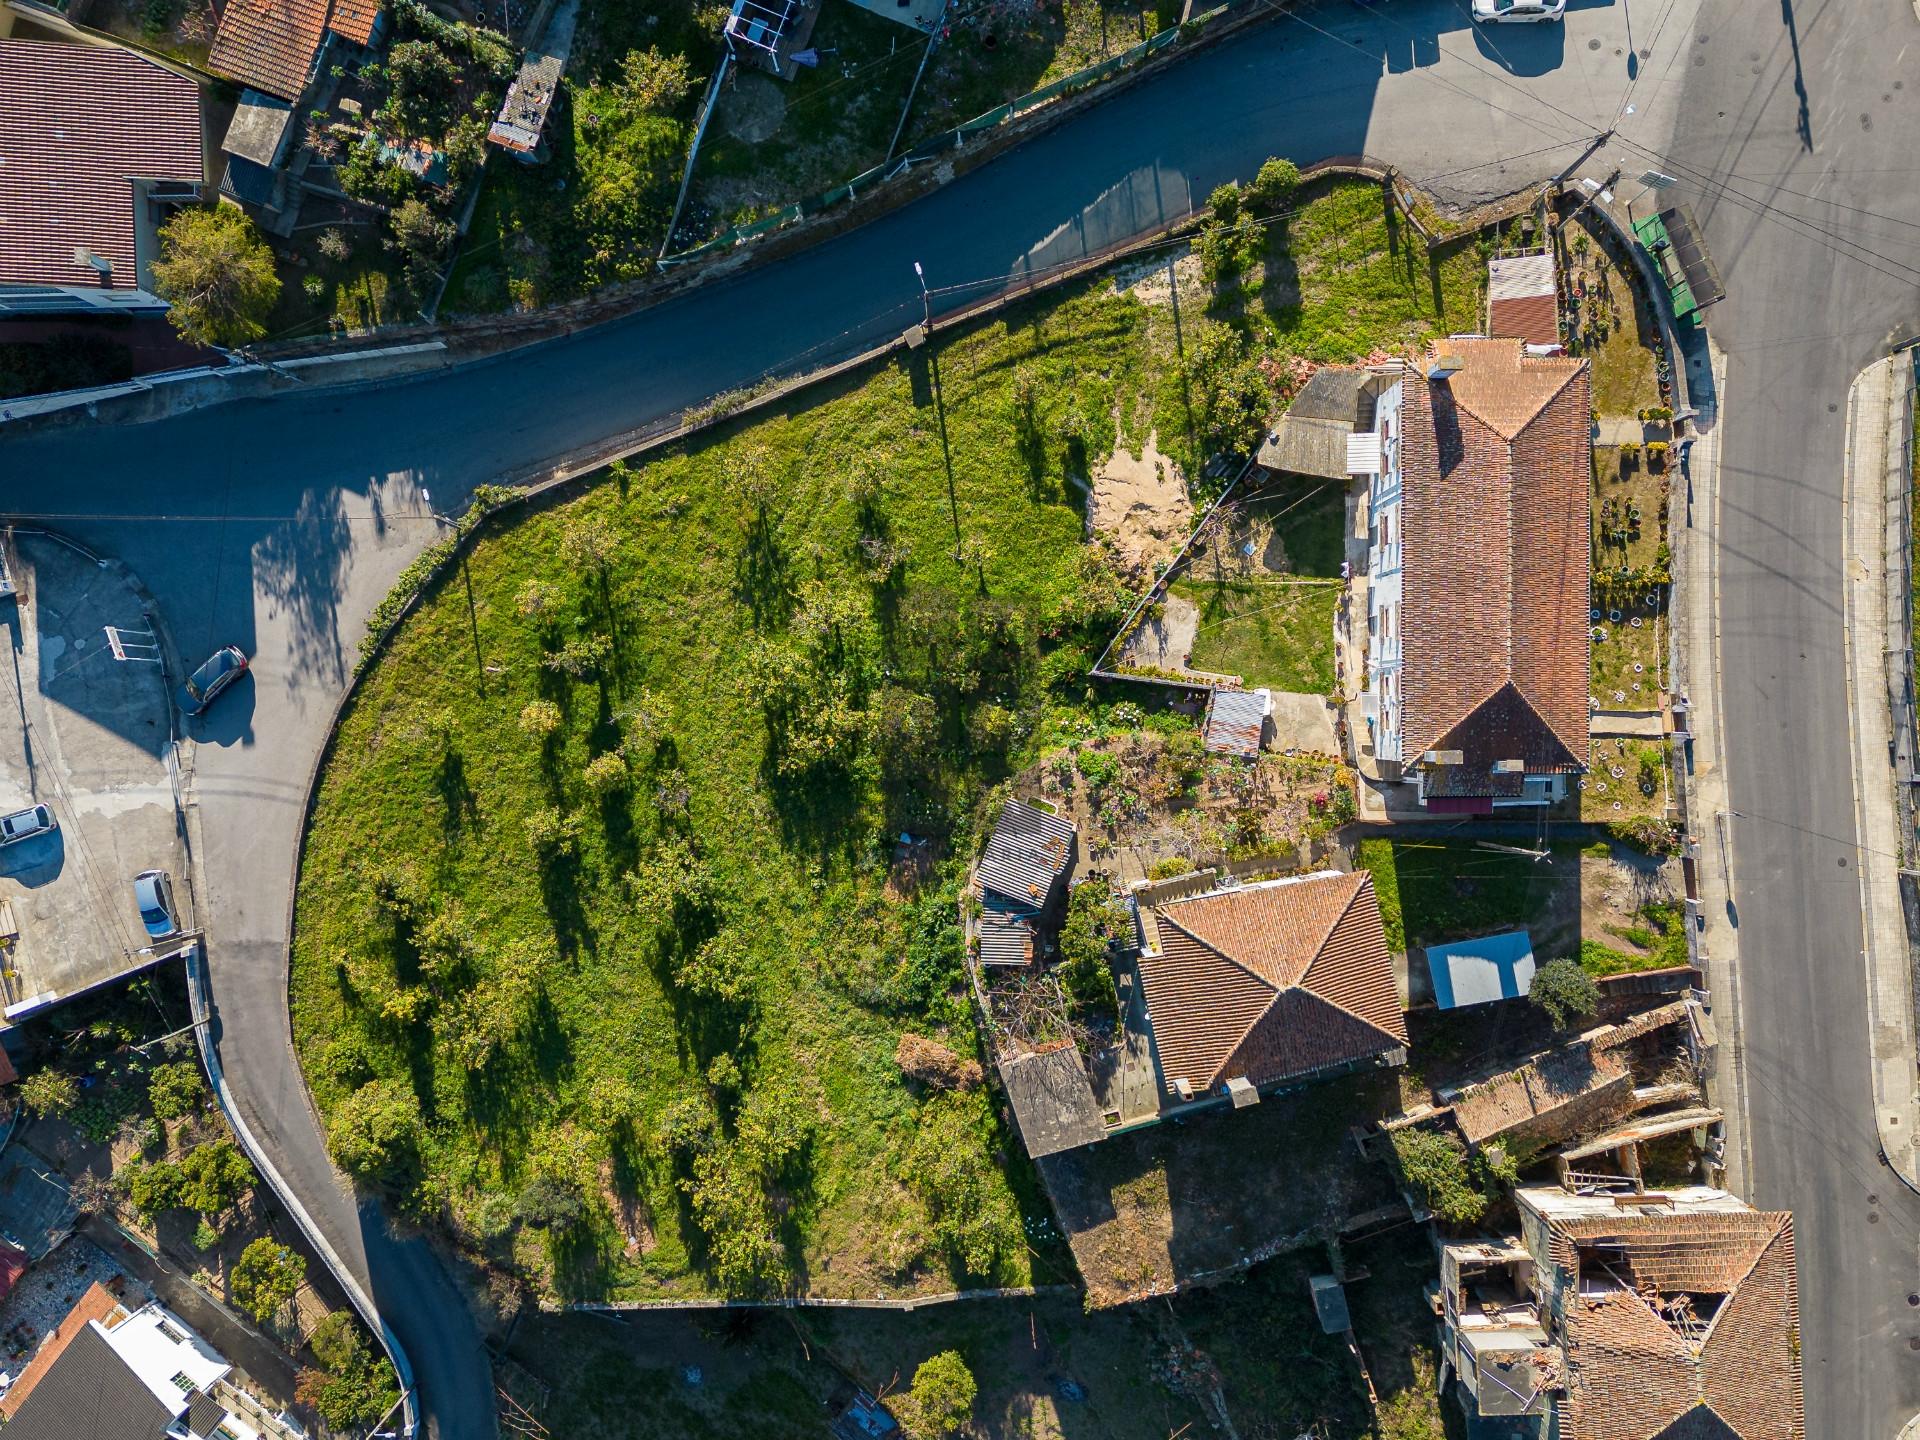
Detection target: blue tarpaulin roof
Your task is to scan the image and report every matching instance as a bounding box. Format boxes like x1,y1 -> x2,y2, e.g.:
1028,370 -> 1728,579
1426,930 -> 1536,1009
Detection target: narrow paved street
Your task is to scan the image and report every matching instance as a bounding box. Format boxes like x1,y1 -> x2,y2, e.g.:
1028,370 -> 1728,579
5,0 -> 1919,1432
1667,3 -> 1920,1434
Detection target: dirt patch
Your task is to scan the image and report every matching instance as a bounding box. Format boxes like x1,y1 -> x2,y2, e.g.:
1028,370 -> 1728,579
1123,591 -> 1198,671
1578,845 -> 1681,952
720,73 -> 789,143
1086,430 -> 1192,575
1024,730 -> 1353,884
1112,250 -> 1205,309
1185,484 -> 1343,581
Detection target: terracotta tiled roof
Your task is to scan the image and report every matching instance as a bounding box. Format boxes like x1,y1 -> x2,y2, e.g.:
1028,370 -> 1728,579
209,0 -> 331,100
1138,872 -> 1405,1093
1488,292 -> 1561,347
329,0 -> 381,45
0,39 -> 203,290
0,1282 -> 121,1419
1451,1044 -> 1631,1146
1554,1211 -> 1803,1440
1398,339 -> 1591,781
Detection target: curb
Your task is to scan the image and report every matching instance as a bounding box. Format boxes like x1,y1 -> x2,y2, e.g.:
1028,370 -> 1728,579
1838,354 -> 1920,1196
184,943 -> 421,1438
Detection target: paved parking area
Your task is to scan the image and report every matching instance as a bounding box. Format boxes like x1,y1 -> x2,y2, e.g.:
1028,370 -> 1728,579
0,535 -> 187,1020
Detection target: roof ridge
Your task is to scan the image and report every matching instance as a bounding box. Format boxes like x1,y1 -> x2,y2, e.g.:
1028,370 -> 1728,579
1154,914 -> 1282,1089
1697,1211 -> 1792,1348
1292,870 -> 1367,980
1290,980 -> 1407,1053
1406,676 -> 1508,762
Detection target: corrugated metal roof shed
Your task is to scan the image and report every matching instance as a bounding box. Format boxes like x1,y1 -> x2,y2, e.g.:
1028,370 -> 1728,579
1427,929 -> 1537,1008
978,893 -> 1039,967
1204,688 -> 1267,758
1308,1274 -> 1351,1333
977,799 -> 1074,908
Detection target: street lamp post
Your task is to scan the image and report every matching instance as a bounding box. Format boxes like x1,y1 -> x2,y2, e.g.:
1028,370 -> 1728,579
914,260 -> 930,334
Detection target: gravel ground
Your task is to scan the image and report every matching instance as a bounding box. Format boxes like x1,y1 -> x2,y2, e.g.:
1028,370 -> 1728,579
0,1236 -> 150,1369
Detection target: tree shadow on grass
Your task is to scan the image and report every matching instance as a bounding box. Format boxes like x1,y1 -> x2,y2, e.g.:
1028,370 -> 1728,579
735,505 -> 795,631
435,742 -> 478,840
538,849 -> 597,962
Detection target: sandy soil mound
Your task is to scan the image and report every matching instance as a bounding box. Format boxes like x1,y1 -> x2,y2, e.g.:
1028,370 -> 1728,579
1087,430 -> 1192,576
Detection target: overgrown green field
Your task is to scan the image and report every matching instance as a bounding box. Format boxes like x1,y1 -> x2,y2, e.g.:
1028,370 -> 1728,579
1359,837 -> 1579,953
299,182 -> 1488,1302
291,278 -> 1178,1302
1171,579 -> 1339,691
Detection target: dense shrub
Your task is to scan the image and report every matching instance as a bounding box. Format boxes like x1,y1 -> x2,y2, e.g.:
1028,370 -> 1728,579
298,1312 -> 401,1430
903,1350 -> 977,1438
147,1061 -> 205,1122
327,1081 -> 422,1186
898,1097 -> 1020,1279
1528,958 -> 1600,1029
1056,882 -> 1124,1019
19,1069 -> 78,1118
1391,1127 -> 1488,1226
231,1238 -> 305,1322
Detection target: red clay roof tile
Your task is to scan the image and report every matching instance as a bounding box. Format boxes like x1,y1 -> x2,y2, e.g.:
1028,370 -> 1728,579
0,39 -> 203,290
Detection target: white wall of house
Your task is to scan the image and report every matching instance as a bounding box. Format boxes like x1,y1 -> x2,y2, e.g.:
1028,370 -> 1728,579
1365,378 -> 1405,765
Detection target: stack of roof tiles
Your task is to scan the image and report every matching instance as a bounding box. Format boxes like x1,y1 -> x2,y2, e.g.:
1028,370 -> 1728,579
1400,338 -> 1591,796
1136,871 -> 1406,1094
1548,1209 -> 1803,1440
0,39 -> 203,290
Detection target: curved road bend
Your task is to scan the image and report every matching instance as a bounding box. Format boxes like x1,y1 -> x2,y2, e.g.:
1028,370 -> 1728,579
9,0 -> 1915,1432
1664,1 -> 1920,1434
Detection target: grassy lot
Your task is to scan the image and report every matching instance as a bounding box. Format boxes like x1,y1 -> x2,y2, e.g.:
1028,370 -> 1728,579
1581,737 -> 1669,824
1171,579 -> 1339,692
291,276 -> 1192,1303
1581,897 -> 1688,977
265,226 -> 416,342
1251,181 -> 1484,361
1359,837 -> 1580,954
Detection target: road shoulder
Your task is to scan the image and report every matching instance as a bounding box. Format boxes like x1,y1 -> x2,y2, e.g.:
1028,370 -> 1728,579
1840,352 -> 1920,1191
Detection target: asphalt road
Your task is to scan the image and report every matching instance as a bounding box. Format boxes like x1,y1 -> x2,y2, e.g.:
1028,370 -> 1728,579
7,0 -> 1917,1432
1660,1 -> 1920,1434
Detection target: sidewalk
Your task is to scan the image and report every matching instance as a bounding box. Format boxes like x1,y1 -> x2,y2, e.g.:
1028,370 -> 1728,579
1667,340 -> 1753,1197
1840,353 -> 1920,1190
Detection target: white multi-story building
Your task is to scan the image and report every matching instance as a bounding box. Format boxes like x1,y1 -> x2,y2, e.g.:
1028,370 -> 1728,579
1353,338 -> 1592,812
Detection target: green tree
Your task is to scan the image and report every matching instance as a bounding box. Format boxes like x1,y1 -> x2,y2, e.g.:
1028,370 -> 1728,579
388,196 -> 453,293
898,1096 -> 1020,1279
327,1080 -> 422,1186
512,1175 -> 586,1231
584,751 -> 628,795
1391,1127 -> 1487,1226
298,1313 -> 401,1430
147,1061 -> 206,1121
19,1069 -> 78,1118
383,39 -> 460,135
1056,882 -> 1123,1017
1529,957 -> 1600,1029
872,686 -> 940,785
1245,156 -> 1301,213
904,1350 -> 977,1438
150,207 -> 281,348
519,699 -> 562,737
231,1238 -> 305,1323
176,1139 -> 256,1216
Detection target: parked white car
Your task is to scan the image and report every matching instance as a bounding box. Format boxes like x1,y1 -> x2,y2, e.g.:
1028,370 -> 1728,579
1472,0 -> 1567,20
0,805 -> 54,846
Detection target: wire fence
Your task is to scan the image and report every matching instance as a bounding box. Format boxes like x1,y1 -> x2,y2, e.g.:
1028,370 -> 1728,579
661,1 -> 1236,264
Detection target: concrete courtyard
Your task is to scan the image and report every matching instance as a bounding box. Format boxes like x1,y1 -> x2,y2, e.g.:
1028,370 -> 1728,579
0,534 -> 188,1019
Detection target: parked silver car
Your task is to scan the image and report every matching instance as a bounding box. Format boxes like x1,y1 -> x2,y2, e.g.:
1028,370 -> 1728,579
133,869 -> 180,941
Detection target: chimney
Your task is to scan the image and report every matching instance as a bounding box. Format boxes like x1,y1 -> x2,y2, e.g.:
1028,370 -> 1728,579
1427,351 -> 1465,382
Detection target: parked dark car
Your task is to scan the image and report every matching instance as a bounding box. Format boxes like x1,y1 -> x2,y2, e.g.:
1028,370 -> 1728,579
177,646 -> 248,716
133,869 -> 180,941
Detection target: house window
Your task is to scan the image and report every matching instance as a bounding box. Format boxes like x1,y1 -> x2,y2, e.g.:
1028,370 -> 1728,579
171,1371 -> 194,1392
1378,511 -> 1391,548
157,1322 -> 187,1346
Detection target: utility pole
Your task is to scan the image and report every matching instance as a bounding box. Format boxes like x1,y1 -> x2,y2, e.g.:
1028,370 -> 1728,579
914,260 -> 931,334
